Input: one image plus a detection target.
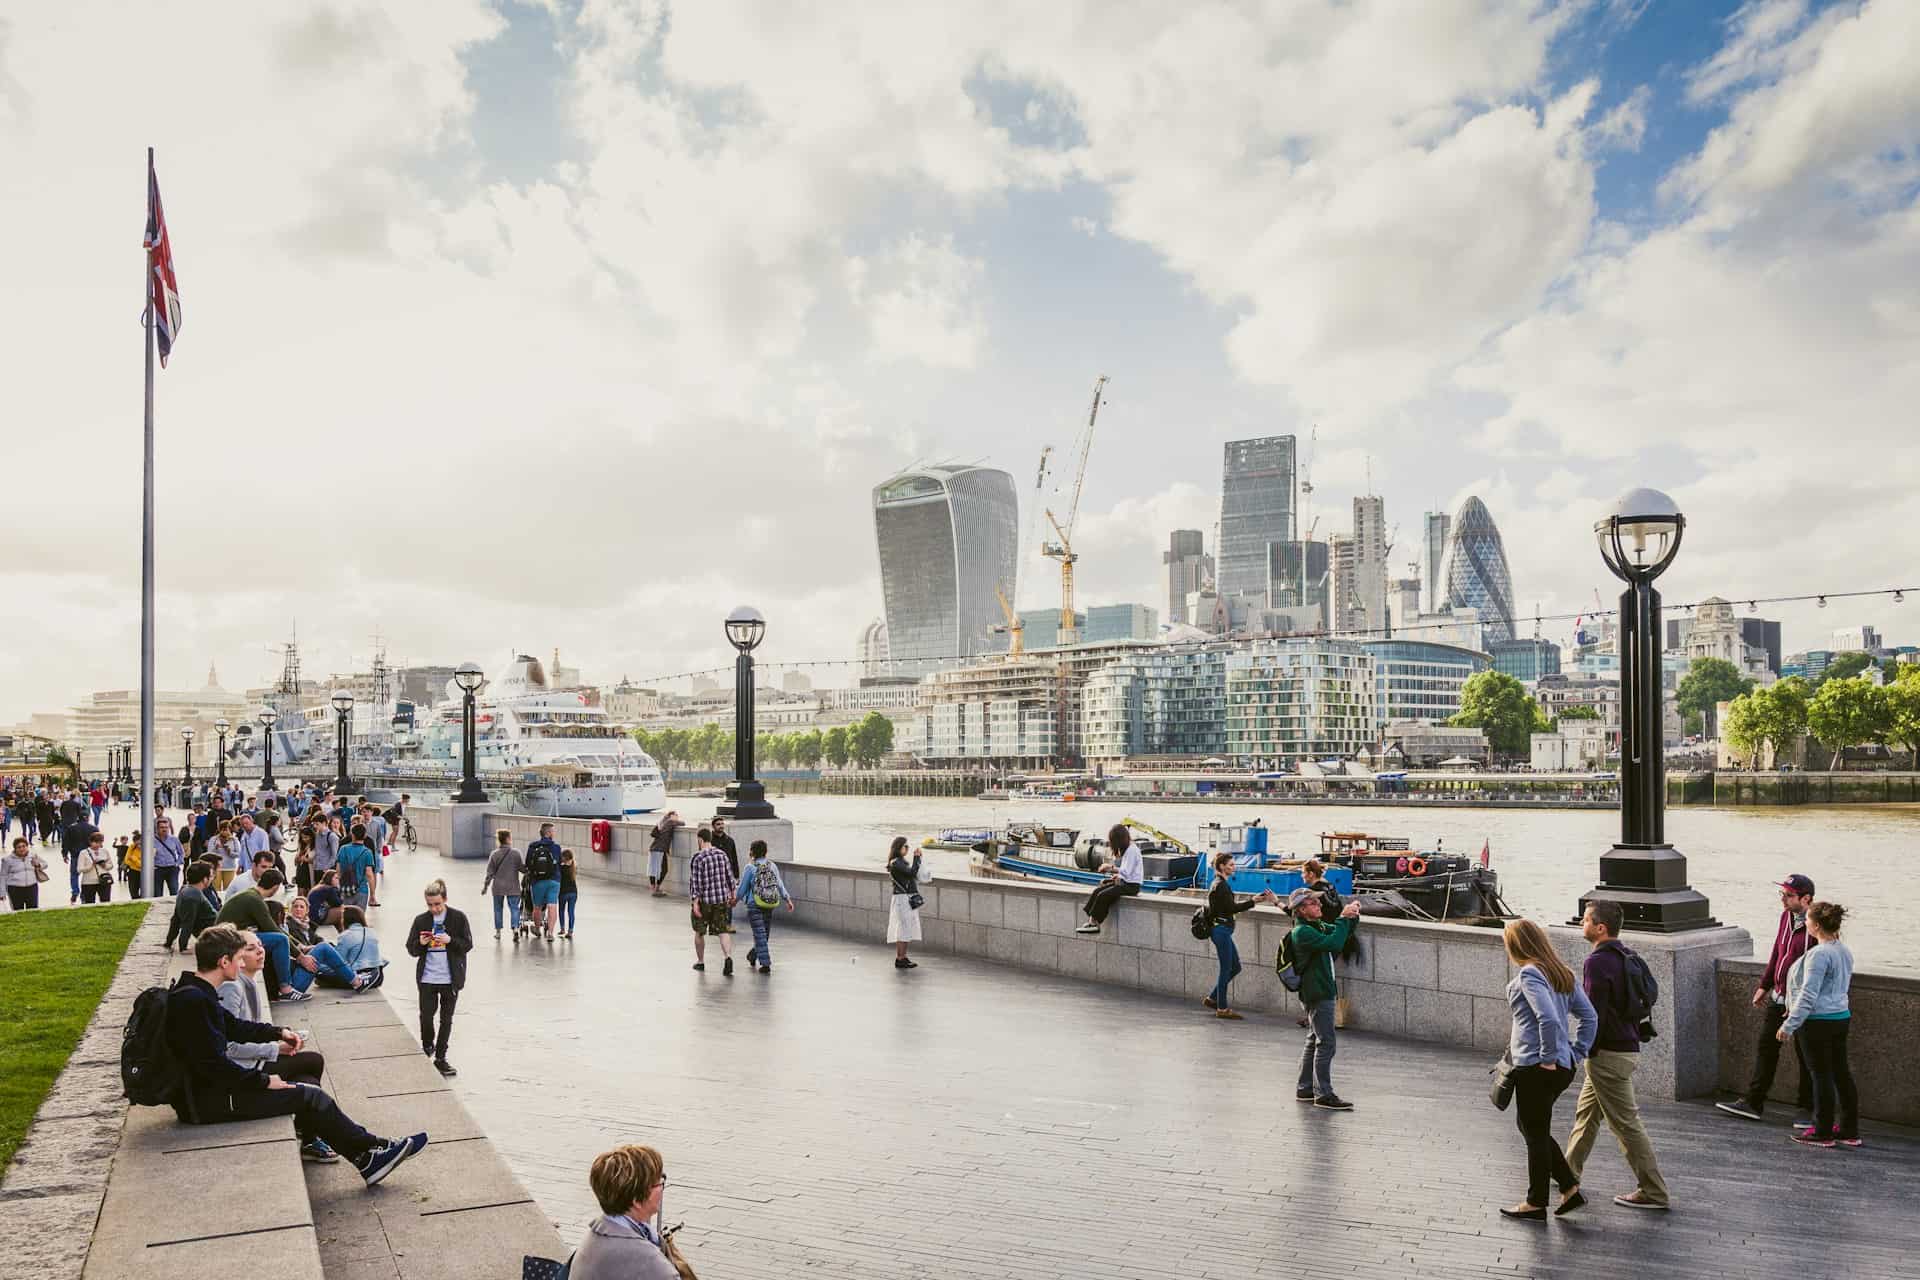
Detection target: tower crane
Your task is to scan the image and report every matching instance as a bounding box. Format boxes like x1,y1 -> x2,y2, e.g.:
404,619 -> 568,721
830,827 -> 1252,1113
1041,375 -> 1108,647
993,585 -> 1024,657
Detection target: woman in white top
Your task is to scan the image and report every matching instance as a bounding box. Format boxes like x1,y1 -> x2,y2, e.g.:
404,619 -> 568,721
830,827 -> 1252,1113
4,836 -> 49,910
885,836 -> 923,970
77,831 -> 116,904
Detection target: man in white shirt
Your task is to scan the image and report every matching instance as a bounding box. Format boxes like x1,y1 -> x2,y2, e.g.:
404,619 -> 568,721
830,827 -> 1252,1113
228,851 -> 274,897
236,813 -> 271,867
1076,824 -> 1145,935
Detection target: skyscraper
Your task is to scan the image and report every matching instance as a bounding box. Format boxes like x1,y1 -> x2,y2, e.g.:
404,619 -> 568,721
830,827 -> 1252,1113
872,464 -> 1019,672
1217,436 -> 1295,599
1422,510 -> 1451,614
1162,529 -> 1211,626
1267,539 -> 1330,626
1350,495 -> 1389,636
1443,496 -> 1516,644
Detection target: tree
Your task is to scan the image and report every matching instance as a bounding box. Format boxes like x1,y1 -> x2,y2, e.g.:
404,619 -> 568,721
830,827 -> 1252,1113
792,729 -> 824,769
1675,657 -> 1755,736
1447,670 -> 1547,756
851,711 -> 895,767
1818,652 -> 1874,685
1724,680 -> 1810,768
1806,678 -> 1891,769
1882,666 -> 1920,767
1554,705 -> 1600,728
823,726 -> 850,769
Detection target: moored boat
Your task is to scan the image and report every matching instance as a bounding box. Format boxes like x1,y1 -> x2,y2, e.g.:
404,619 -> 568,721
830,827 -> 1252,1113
1316,831 -> 1511,922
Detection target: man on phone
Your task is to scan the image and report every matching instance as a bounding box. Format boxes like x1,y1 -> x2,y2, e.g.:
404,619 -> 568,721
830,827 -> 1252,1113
405,879 -> 472,1078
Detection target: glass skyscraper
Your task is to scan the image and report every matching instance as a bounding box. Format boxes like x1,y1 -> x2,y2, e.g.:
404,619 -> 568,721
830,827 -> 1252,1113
872,464 -> 1019,671
1217,436 -> 1295,599
1443,496 -> 1516,645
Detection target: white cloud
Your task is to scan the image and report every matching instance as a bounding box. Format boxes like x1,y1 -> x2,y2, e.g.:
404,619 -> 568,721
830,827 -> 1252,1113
845,233 -> 985,369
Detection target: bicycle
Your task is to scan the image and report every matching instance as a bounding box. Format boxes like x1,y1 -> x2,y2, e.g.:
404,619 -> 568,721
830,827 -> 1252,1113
402,817 -> 418,852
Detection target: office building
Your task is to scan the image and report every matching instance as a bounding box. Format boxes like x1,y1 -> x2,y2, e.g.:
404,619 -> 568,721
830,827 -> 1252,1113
1443,495 -> 1516,644
1268,539 -> 1330,624
872,464 -> 1019,672
1389,578 -> 1422,635
1225,639 -> 1377,766
858,619 -> 891,679
1489,637 -> 1562,682
1667,605 -> 1782,674
990,603 -> 1158,652
1422,510 -> 1451,615
1832,625 -> 1882,653
68,665 -> 249,766
1217,436 -> 1295,598
1328,535 -> 1357,632
1349,495 -> 1390,636
1081,646 -> 1229,761
1362,640 -> 1489,729
1405,606 -> 1486,652
1163,530 -> 1211,626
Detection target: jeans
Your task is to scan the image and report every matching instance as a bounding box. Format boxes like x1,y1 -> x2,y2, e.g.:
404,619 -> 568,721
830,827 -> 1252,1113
258,931 -> 292,992
66,853 -> 81,899
1744,1001 -> 1814,1113
291,941 -> 358,992
745,904 -> 774,966
559,892 -> 578,932
91,804 -> 105,824
152,864 -> 181,897
210,1082 -> 379,1161
491,894 -> 522,930
267,1050 -> 326,1086
1565,1049 -> 1669,1203
418,983 -> 458,1061
1083,879 -> 1139,924
1210,922 -> 1241,1009
1512,1063 -> 1578,1206
1798,1018 -> 1859,1139
1298,999 -> 1337,1097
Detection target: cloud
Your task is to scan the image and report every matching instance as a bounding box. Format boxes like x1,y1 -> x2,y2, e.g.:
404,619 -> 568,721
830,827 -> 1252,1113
845,233 -> 986,369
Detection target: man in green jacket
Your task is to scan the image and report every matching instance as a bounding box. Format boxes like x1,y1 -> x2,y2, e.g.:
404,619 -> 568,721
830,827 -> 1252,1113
1287,887 -> 1361,1111
214,870 -> 311,1002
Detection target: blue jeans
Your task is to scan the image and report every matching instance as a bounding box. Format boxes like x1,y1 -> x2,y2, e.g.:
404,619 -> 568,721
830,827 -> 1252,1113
1299,999 -> 1338,1098
258,930 -> 292,992
746,904 -> 774,966
66,852 -> 81,899
491,894 -> 522,930
152,864 -> 181,897
293,941 -> 358,991
1210,923 -> 1241,1009
559,892 -> 577,932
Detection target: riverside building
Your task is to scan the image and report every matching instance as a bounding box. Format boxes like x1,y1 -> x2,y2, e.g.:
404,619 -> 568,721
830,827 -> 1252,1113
1224,639 -> 1377,767
1216,436 -> 1296,599
872,464 -> 1019,674
1361,639 -> 1489,729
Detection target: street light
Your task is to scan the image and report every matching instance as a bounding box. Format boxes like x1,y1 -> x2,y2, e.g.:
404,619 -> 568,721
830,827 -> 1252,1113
331,691 -> 355,794
1578,487 -> 1716,932
214,718 -> 231,787
180,726 -> 195,790
717,606 -> 775,820
452,662 -> 488,804
118,738 -> 132,783
258,707 -> 279,792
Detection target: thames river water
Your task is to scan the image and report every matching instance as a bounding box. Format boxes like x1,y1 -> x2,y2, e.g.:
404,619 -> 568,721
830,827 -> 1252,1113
724,793 -> 1920,971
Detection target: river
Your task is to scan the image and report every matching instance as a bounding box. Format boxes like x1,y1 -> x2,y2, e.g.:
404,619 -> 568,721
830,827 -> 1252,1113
706,793 -> 1920,972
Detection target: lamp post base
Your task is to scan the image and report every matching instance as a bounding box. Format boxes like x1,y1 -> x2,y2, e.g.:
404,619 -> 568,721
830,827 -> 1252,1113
1576,843 -> 1719,933
334,777 -> 358,797
452,778 -> 490,805
716,779 -> 776,820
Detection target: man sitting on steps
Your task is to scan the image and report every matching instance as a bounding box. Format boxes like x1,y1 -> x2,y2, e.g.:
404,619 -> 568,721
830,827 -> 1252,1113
164,924 -> 428,1187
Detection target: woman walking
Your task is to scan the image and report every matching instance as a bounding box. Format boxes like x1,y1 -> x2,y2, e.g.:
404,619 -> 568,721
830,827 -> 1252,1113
736,839 -> 794,973
886,836 -> 923,970
1500,918 -> 1598,1221
481,829 -> 525,941
558,848 -> 580,939
4,837 -> 48,910
1202,851 -> 1277,1019
293,823 -> 316,896
78,830 -> 115,904
1781,900 -> 1859,1148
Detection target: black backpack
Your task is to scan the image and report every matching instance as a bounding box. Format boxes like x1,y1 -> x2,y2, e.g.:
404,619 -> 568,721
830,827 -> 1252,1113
526,844 -> 556,880
1620,946 -> 1660,1038
122,982 -> 186,1108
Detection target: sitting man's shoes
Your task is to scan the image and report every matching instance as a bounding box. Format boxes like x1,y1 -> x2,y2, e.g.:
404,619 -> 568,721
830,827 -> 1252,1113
300,1139 -> 340,1163
434,1059 -> 457,1078
355,1133 -> 429,1186
276,988 -> 312,1003
1313,1094 -> 1355,1111
1074,922 -> 1100,934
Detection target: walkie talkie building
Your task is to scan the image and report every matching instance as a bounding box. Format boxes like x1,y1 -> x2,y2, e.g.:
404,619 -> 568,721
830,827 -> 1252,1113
873,464 -> 1019,673
1443,496 -> 1516,645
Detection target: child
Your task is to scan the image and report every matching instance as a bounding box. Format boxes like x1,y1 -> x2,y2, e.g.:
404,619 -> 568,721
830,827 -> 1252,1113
558,848 -> 580,939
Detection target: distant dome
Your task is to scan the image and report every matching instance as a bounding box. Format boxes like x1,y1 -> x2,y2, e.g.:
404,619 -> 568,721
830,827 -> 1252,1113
1444,496 -> 1516,644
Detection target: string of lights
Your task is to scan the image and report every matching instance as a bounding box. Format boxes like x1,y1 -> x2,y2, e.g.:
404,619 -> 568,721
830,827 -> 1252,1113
625,585 -> 1917,688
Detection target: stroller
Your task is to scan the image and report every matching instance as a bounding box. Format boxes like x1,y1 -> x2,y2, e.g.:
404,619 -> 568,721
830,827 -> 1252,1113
514,860 -> 550,942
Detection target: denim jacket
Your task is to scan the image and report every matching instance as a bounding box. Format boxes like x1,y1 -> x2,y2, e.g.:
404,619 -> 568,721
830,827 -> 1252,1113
1782,940 -> 1853,1034
1506,963 -> 1598,1068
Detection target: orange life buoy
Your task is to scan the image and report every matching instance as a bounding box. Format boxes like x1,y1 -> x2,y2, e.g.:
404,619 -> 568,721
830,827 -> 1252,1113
1406,857 -> 1428,877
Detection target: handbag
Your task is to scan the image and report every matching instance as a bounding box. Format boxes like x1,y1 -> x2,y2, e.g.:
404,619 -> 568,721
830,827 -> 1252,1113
907,892 -> 925,910
1489,1051 -> 1517,1111
1189,907 -> 1212,940
34,860 -> 50,884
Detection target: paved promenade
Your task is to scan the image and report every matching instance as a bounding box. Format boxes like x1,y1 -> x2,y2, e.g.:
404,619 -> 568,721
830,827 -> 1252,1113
395,845 -> 1920,1280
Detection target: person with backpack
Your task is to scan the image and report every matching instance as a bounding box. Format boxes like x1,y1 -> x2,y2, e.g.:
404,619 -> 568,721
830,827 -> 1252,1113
146,923 -> 428,1185
557,848 -> 580,939
525,823 -> 563,941
1200,851 -> 1279,1020
735,839 -> 795,973
1284,887 -> 1362,1109
1563,900 -> 1670,1209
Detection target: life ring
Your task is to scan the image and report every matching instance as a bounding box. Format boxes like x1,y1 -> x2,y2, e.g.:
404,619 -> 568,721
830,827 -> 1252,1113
1406,857 -> 1428,877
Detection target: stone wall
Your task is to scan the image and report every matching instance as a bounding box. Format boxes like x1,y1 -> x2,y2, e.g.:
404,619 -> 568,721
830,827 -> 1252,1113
1715,958 -> 1918,1126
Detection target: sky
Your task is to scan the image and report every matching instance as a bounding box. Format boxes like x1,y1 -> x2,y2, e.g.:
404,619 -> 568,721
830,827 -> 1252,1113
2,0 -> 1917,722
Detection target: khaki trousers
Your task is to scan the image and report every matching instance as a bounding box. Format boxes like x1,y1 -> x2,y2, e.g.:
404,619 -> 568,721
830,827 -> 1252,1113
1565,1049 -> 1670,1204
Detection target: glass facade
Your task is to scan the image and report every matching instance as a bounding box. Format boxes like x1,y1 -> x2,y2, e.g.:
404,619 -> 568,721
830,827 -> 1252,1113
1363,640 -> 1489,729
1225,640 -> 1376,765
873,465 -> 1018,671
1217,437 -> 1295,599
1443,496 -> 1516,644
1081,647 -> 1227,760
1489,637 -> 1561,682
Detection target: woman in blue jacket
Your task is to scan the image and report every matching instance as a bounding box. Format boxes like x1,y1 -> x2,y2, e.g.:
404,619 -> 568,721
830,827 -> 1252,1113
1779,900 -> 1858,1147
1500,918 -> 1597,1221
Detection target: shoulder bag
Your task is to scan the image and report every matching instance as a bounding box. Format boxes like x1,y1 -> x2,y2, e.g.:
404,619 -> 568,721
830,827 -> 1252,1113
1489,1050 -> 1517,1111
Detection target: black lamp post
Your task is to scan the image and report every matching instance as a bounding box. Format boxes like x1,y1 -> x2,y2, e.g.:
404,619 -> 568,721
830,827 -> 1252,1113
331,691 -> 356,794
258,707 -> 278,792
452,662 -> 489,804
1577,487 -> 1717,933
180,726 -> 195,790
214,718 -> 230,787
119,739 -> 132,783
717,606 -> 776,820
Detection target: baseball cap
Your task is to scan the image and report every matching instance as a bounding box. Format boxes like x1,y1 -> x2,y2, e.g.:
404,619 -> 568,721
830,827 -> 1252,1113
1285,887 -> 1319,911
1775,874 -> 1815,896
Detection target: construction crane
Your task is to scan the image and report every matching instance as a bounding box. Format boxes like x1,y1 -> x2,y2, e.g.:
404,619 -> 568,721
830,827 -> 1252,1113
993,585 -> 1024,658
1041,375 -> 1108,647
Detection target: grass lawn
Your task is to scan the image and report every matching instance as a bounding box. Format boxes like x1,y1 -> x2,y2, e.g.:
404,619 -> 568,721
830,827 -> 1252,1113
0,904 -> 148,1171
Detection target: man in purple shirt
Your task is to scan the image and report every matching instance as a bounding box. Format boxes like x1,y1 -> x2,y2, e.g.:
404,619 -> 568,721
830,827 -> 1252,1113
1564,900 -> 1670,1210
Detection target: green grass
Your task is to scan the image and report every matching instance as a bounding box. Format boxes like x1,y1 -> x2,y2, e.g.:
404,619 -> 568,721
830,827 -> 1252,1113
0,904 -> 149,1170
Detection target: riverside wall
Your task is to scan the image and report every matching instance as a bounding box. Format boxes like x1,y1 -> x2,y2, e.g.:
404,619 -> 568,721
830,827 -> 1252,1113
1670,770 -> 1920,806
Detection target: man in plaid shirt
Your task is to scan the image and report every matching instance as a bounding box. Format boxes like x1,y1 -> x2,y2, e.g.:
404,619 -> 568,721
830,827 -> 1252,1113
688,828 -> 738,976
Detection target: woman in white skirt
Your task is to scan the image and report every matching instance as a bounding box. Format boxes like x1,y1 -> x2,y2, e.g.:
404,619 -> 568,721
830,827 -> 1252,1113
886,835 -> 922,970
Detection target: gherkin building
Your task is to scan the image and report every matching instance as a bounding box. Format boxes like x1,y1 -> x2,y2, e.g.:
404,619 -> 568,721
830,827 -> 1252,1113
1444,496 -> 1515,644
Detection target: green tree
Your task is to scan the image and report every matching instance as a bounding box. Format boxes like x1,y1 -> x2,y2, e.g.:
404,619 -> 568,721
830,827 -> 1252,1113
1723,679 -> 1810,768
851,711 -> 895,767
823,726 -> 850,769
691,723 -> 723,768
1882,666 -> 1920,767
1447,670 -> 1547,756
1675,657 -> 1755,735
792,729 -> 824,769
1818,652 -> 1874,685
1806,678 -> 1891,769
1554,705 -> 1600,728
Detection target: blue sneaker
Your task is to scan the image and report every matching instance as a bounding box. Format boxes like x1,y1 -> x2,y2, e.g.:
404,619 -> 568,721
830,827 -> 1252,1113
356,1132 -> 428,1186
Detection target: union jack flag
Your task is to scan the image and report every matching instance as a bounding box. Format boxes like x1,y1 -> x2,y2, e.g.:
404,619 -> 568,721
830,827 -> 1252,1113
144,151 -> 181,366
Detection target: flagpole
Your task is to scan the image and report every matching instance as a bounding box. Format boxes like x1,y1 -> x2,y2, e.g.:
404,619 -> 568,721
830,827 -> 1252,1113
139,146 -> 156,901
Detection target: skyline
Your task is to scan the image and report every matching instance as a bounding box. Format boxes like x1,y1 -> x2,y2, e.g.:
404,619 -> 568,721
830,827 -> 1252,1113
3,0 -> 1917,721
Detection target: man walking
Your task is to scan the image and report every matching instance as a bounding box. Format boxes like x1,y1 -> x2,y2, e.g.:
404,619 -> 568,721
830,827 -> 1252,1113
1287,887 -> 1361,1110
405,879 -> 471,1078
338,825 -> 378,911
1718,874 -> 1815,1122
688,828 -> 736,975
524,823 -> 564,941
1565,901 -> 1671,1209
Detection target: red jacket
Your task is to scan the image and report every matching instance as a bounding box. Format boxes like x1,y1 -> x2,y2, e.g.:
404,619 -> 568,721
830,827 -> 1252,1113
1758,909 -> 1810,999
